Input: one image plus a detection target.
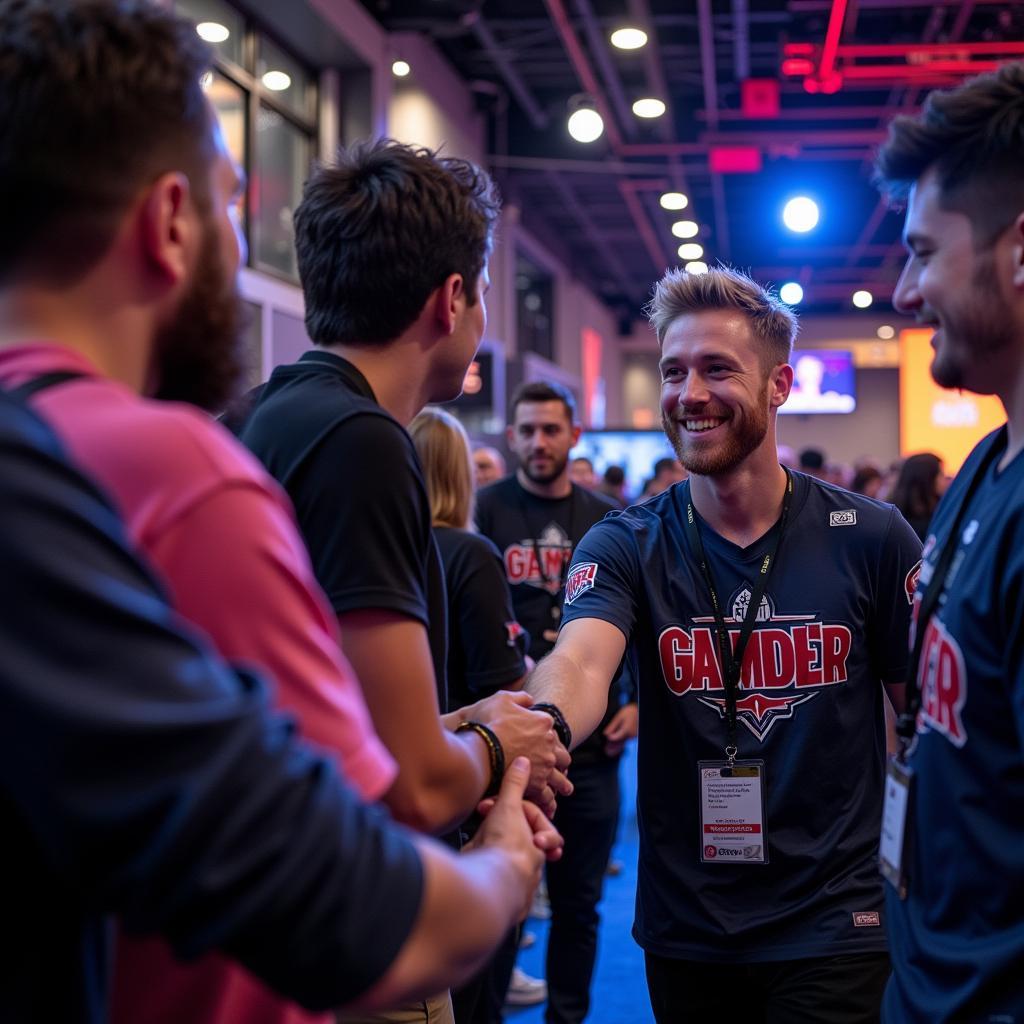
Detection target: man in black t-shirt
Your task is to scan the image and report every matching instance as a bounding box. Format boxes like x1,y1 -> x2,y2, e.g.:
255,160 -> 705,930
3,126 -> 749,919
526,270 -> 920,1023
236,144 -> 570,1024
477,381 -> 636,1024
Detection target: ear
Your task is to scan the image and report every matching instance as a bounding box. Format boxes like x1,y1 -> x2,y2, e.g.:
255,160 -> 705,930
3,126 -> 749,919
137,172 -> 195,286
1010,211 -> 1024,292
505,423 -> 516,448
432,273 -> 466,335
769,363 -> 794,410
570,422 -> 583,447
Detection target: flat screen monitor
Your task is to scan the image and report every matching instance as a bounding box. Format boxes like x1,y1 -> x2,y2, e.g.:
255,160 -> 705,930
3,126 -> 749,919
780,348 -> 856,414
571,430 -> 677,499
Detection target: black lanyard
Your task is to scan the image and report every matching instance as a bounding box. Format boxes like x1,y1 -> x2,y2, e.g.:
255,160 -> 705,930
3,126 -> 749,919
683,471 -> 794,761
897,427 -> 1007,758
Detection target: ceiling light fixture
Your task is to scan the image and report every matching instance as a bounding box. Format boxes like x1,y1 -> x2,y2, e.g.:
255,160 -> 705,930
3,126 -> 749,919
779,282 -> 804,305
610,27 -> 647,50
782,196 -> 819,233
671,220 -> 699,239
877,325 -> 896,340
660,192 -> 688,211
852,289 -> 873,309
677,242 -> 704,261
632,97 -> 665,118
261,70 -> 292,91
196,21 -> 230,43
685,261 -> 709,275
567,95 -> 604,143
391,60 -> 411,77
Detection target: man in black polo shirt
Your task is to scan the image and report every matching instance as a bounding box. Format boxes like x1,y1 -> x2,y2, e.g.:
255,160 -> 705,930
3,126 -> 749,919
238,143 -> 568,851
476,381 -> 637,1024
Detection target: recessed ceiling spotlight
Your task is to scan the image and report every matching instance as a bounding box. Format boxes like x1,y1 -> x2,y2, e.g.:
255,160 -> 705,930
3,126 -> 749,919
567,95 -> 604,143
782,196 -> 819,233
671,220 -> 699,239
877,325 -> 896,340
660,192 -> 688,211
391,60 -> 411,78
685,261 -> 709,275
632,97 -> 665,118
779,281 -> 804,305
261,70 -> 292,91
677,242 -> 704,261
196,21 -> 230,43
610,27 -> 647,50
852,289 -> 873,309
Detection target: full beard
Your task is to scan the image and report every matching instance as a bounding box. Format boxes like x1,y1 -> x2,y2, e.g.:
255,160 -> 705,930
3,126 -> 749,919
662,402 -> 769,477
930,256 -> 1015,391
523,452 -> 569,486
151,224 -> 247,412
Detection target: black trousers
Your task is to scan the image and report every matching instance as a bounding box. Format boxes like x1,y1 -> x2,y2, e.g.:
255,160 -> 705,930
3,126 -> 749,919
544,757 -> 621,1024
645,950 -> 891,1024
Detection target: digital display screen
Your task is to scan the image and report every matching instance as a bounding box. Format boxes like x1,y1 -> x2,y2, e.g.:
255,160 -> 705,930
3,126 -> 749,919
780,348 -> 856,414
571,430 -> 677,498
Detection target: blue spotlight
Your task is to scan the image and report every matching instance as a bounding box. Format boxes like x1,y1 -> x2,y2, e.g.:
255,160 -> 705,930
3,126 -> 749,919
779,281 -> 804,305
782,196 -> 819,233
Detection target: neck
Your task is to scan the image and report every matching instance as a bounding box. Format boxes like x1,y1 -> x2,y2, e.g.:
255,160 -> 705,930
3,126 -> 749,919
325,342 -> 431,426
0,287 -> 151,393
689,451 -> 788,548
998,361 -> 1024,469
517,467 -> 572,499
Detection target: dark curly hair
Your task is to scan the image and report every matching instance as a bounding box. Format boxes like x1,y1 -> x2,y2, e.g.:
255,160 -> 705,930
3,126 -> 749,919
295,139 -> 501,347
874,62 -> 1024,247
0,0 -> 213,285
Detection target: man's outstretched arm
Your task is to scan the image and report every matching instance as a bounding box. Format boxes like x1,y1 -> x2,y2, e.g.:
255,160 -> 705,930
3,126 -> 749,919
526,618 -> 628,751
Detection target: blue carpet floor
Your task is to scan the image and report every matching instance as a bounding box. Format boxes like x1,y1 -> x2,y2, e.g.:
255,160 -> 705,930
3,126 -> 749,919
506,743 -> 654,1024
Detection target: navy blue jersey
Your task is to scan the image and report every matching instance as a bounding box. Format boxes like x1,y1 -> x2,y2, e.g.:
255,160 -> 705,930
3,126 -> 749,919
884,429 -> 1024,1024
562,473 -> 922,961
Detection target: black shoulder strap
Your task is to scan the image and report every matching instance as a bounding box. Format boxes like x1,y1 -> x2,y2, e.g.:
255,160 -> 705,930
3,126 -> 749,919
8,371 -> 86,402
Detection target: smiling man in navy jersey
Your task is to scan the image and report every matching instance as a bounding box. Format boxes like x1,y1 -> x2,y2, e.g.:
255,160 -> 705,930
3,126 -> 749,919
526,266 -> 922,1022
874,63 -> 1024,1024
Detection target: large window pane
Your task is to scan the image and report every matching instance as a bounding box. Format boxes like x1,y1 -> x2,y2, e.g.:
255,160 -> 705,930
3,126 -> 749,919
175,0 -> 244,68
202,71 -> 245,169
257,34 -> 315,123
253,104 -> 311,279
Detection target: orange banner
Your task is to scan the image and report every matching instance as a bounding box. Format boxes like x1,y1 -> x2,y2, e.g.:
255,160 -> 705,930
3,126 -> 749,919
899,328 -> 1006,473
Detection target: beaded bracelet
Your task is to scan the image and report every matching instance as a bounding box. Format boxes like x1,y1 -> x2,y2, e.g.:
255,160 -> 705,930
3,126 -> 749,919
532,701 -> 573,751
457,720 -> 506,798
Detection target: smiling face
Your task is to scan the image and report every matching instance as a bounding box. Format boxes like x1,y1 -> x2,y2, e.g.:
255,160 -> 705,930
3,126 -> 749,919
659,310 -> 789,478
893,168 -> 1018,395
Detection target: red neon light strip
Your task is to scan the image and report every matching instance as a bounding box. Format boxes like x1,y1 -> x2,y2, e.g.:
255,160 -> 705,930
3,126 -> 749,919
817,0 -> 849,81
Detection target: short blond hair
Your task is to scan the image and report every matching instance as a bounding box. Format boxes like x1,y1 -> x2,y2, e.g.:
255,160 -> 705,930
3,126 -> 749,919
646,266 -> 797,370
409,406 -> 475,530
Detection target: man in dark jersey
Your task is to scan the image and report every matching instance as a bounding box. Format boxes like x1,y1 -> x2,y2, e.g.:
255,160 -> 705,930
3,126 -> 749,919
874,63 -> 1024,1024
526,268 -> 922,1022
477,381 -> 637,1024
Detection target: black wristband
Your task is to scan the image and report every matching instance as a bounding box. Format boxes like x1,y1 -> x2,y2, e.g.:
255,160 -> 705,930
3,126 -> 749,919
457,720 -> 506,798
532,702 -> 572,750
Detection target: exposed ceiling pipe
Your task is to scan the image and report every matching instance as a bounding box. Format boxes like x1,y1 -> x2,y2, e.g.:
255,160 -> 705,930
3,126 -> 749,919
487,154 -> 676,175
694,0 -> 729,259
815,0 -> 850,86
731,0 -> 751,81
465,13 -> 549,130
572,0 -> 636,140
619,181 -> 669,274
545,171 -> 638,297
541,0 -> 623,149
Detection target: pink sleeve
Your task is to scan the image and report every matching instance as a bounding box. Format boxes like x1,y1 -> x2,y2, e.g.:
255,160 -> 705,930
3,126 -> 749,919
147,482 -> 396,802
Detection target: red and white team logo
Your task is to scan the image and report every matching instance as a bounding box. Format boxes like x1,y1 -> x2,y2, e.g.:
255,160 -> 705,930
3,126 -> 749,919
704,845 -> 717,859
503,523 -> 572,595
565,562 -> 598,605
916,617 -> 968,747
658,588 -> 853,741
505,620 -> 525,647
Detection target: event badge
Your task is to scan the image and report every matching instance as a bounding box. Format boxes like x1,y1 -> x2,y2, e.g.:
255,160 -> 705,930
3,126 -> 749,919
698,760 -> 768,864
880,758 -> 913,899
